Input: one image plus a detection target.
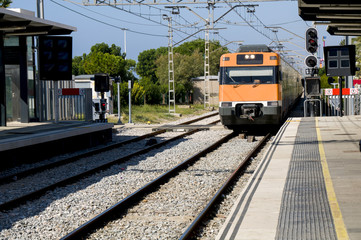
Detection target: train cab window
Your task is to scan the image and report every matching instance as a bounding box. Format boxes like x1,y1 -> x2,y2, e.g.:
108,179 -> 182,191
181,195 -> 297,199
220,66 -> 277,85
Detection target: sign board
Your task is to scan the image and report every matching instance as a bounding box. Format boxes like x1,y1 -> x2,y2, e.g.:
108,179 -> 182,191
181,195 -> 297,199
324,89 -> 333,95
324,88 -> 359,96
353,79 -> 361,87
39,36 -> 72,80
324,45 -> 356,77
57,88 -> 86,96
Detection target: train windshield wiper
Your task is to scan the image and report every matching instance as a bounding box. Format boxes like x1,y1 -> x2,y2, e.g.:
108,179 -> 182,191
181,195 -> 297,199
225,71 -> 238,84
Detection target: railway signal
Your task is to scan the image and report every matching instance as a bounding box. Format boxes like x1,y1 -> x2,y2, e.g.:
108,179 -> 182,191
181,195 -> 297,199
94,102 -> 100,112
94,73 -> 110,93
100,99 -> 107,112
305,77 -> 321,97
305,28 -> 318,54
305,55 -> 317,68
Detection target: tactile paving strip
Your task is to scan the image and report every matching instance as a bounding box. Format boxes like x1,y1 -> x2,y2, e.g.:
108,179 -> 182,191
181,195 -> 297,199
275,119 -> 337,240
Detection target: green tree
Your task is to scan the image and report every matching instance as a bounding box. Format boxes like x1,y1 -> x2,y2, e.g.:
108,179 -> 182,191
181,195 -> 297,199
91,43 -> 123,58
72,43 -> 135,80
138,77 -> 162,104
154,40 -> 227,103
72,55 -> 86,76
72,43 -> 137,110
113,81 -> 144,107
83,51 -> 124,76
135,47 -> 167,82
134,39 -> 228,104
156,50 -> 203,102
319,67 -> 337,89
174,39 -> 204,55
0,0 -> 12,8
131,82 -> 146,105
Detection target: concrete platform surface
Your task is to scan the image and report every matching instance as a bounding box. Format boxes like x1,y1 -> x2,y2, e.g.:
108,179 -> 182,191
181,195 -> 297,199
217,116 -> 361,240
0,121 -> 113,168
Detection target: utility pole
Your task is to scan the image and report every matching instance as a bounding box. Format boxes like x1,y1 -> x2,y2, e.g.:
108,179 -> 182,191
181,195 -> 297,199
36,0 -> 46,121
346,36 -> 353,115
173,4 -> 241,109
124,29 -> 127,60
163,15 -> 176,114
203,3 -> 214,109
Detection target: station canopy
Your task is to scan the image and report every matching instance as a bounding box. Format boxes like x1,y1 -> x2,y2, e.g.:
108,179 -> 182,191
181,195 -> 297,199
0,8 -> 76,36
298,1 -> 361,36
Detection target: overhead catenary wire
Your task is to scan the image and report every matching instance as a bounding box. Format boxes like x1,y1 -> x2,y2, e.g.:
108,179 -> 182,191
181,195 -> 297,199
55,0 -> 303,66
50,0 -> 167,37
63,0 -> 160,26
61,0 -> 261,53
59,0 -> 204,42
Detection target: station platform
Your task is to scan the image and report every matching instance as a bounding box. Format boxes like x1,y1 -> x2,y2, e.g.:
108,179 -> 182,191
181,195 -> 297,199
0,121 -> 113,169
217,116 -> 361,240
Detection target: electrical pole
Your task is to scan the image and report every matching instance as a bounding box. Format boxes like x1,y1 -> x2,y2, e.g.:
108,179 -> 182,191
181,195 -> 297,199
203,4 -> 213,109
163,15 -> 176,114
124,29 -> 127,60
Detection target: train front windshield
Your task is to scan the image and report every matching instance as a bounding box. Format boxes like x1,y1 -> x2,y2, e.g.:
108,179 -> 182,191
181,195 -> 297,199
220,66 -> 278,85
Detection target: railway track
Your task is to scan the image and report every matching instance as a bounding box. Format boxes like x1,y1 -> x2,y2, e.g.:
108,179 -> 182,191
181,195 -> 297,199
0,113 -> 220,211
60,132 -> 270,240
0,112 -> 219,185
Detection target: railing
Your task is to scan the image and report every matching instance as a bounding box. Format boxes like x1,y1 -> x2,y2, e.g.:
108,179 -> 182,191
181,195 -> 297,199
57,88 -> 93,121
321,88 -> 361,116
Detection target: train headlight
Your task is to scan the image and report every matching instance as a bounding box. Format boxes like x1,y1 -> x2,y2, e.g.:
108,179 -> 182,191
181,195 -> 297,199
221,102 -> 232,107
267,101 -> 278,107
244,54 -> 256,60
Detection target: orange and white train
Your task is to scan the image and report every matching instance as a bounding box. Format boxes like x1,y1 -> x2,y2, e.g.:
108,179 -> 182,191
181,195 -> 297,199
218,44 -> 303,129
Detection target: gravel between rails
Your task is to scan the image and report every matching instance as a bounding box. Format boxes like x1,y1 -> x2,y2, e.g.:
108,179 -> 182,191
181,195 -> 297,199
0,114 -> 220,204
0,111 -> 219,180
87,135 -> 259,240
0,100 -> 305,239
196,137 -> 272,239
0,113 -> 229,239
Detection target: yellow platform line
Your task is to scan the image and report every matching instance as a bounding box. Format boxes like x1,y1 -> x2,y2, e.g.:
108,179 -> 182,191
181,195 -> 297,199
316,118 -> 349,240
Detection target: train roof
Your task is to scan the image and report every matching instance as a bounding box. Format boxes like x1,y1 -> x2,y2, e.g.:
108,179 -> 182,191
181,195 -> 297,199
237,44 -> 273,53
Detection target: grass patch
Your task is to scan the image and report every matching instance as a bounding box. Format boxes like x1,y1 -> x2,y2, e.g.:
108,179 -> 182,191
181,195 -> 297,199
108,104 -> 217,124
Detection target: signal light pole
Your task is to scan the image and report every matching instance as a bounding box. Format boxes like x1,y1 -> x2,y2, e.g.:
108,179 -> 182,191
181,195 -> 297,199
94,73 -> 110,122
304,27 -> 321,117
306,28 -> 318,54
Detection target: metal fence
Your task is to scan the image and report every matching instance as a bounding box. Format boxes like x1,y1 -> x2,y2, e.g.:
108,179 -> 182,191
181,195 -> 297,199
57,88 -> 93,121
321,88 -> 361,116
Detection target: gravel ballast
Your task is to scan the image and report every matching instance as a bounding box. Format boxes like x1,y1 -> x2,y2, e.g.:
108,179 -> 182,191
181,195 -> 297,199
0,112 -> 243,239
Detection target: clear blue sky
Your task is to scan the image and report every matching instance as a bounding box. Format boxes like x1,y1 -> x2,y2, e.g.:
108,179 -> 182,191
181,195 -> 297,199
11,0 -> 343,66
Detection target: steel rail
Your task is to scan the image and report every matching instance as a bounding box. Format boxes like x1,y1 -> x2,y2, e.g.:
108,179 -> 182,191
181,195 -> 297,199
0,130 -> 165,184
0,120 -> 219,211
60,131 -> 237,240
179,132 -> 271,239
0,112 -> 219,185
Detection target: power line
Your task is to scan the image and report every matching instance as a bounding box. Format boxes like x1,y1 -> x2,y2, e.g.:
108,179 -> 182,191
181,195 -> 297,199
54,0 -> 205,50
50,0 -> 167,37
63,0 -> 160,26
268,19 -> 303,26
